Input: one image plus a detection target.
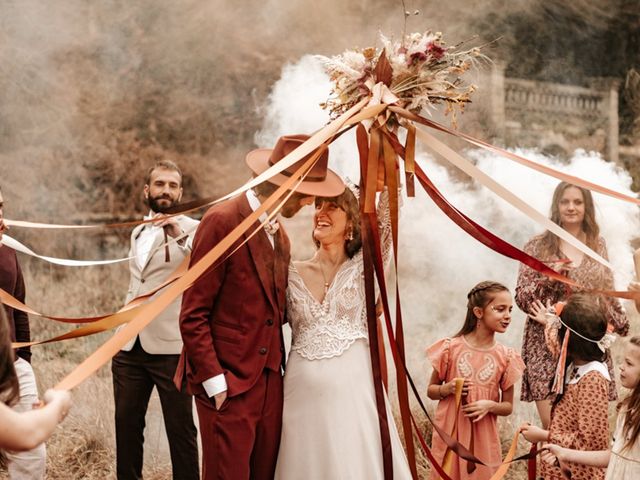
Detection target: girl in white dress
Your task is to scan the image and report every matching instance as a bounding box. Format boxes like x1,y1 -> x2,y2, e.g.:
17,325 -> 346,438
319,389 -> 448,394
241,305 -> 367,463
274,183 -> 411,479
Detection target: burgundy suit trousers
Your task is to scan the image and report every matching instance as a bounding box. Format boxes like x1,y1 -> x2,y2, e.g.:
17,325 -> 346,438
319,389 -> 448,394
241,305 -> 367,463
195,369 -> 283,480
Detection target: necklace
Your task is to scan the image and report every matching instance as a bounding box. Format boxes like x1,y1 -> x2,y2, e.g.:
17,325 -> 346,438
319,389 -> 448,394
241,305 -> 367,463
318,261 -> 330,294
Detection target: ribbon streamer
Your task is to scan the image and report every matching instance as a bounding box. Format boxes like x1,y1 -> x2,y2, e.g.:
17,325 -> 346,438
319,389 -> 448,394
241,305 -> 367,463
1,227 -> 196,267
52,98 -> 367,390
13,172 -> 313,347
5,102 -> 384,232
413,126 -> 612,269
391,106 -> 640,206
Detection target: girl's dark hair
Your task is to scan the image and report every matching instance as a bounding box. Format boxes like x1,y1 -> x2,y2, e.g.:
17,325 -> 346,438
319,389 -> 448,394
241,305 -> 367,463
454,281 -> 510,337
0,305 -> 19,406
559,293 -> 608,363
620,336 -> 640,452
552,294 -> 608,404
538,182 -> 600,259
312,187 -> 362,258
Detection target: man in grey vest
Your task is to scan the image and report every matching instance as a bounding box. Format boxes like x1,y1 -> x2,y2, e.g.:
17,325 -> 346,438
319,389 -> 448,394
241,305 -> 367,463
112,160 -> 199,480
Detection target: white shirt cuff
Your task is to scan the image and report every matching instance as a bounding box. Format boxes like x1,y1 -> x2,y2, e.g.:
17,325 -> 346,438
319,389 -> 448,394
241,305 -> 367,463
176,231 -> 194,251
202,374 -> 227,397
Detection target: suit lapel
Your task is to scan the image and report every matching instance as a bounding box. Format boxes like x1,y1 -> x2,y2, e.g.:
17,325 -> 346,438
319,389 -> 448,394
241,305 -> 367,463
130,224 -> 145,272
237,196 -> 277,311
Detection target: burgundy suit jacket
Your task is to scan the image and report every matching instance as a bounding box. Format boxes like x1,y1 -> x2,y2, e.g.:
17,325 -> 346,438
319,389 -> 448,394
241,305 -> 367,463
174,194 -> 290,398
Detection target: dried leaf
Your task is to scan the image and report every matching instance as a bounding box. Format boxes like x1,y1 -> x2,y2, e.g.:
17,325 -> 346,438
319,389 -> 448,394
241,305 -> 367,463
373,49 -> 393,87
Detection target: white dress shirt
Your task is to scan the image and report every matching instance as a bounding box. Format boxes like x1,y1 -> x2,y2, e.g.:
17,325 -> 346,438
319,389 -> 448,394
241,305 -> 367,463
136,212 -> 192,269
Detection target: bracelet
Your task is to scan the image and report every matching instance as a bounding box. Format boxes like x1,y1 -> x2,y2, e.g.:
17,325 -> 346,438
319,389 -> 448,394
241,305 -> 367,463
439,384 -> 444,399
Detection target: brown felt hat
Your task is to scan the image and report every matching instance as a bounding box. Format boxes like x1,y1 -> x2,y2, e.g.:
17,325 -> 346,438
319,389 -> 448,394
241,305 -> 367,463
245,134 -> 345,196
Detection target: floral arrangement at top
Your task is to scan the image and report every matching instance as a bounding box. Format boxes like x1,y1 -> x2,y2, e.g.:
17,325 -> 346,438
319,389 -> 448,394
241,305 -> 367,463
317,31 -> 486,125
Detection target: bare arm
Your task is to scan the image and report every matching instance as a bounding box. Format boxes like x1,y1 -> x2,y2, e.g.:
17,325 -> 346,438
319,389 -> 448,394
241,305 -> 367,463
426,369 -> 446,400
0,389 -> 71,451
541,444 -> 610,468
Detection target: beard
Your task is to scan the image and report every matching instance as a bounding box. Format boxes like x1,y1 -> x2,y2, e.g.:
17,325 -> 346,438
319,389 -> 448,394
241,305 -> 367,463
147,194 -> 178,213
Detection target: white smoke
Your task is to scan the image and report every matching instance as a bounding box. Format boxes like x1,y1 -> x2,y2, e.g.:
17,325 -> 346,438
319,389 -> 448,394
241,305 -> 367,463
259,55 -> 640,397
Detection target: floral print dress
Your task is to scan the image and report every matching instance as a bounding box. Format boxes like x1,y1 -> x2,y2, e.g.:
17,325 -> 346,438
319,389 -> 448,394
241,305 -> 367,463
515,235 -> 628,401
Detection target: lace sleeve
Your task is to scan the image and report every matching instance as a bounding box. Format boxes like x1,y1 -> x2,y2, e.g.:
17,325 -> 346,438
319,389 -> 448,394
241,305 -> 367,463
376,188 -> 402,267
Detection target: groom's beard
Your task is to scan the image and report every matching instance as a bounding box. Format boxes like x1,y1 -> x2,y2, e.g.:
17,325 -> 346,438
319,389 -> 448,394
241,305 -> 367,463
147,194 -> 179,213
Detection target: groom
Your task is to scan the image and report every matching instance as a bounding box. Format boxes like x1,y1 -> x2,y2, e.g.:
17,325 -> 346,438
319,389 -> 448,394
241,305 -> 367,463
175,134 -> 344,480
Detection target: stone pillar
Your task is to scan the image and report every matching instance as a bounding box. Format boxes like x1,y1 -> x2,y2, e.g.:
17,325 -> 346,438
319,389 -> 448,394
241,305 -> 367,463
488,61 -> 506,142
590,77 -> 621,164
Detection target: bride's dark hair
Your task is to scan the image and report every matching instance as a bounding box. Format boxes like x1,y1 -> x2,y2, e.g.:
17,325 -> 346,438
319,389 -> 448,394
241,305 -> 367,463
312,187 -> 362,258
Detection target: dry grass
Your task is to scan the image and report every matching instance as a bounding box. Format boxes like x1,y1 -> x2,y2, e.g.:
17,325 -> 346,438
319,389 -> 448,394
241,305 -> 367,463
1,223 -> 635,479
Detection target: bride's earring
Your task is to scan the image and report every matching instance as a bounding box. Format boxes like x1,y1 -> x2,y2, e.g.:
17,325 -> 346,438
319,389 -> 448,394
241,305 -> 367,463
347,229 -> 353,241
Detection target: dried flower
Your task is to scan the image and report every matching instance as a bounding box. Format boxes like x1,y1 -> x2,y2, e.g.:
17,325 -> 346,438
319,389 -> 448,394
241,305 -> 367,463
317,31 -> 487,123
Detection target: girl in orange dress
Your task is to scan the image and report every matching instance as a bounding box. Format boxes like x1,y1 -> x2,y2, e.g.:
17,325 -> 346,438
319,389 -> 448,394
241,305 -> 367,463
426,281 -> 525,479
521,293 -> 611,480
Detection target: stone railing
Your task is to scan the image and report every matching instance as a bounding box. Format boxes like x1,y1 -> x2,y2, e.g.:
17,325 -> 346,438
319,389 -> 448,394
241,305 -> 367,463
505,78 -> 608,120
479,63 -> 620,162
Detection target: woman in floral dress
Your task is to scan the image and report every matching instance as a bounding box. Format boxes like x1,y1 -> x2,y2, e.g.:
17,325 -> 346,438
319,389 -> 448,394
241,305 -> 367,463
515,181 -> 628,428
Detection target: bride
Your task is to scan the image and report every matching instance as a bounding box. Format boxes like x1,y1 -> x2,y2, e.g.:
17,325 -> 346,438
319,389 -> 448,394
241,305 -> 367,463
275,181 -> 412,479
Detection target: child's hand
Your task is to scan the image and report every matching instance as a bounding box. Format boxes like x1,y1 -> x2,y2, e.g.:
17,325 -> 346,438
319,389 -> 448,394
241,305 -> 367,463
462,399 -> 494,422
529,299 -> 551,325
541,443 -> 566,465
628,280 -> 640,292
521,424 -> 549,443
441,378 -> 473,398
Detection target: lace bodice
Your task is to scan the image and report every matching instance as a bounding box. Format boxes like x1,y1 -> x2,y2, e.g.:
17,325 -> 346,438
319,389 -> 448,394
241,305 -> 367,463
286,191 -> 394,360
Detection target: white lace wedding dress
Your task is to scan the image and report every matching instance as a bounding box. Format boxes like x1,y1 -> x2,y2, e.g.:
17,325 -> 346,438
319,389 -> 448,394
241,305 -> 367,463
275,192 -> 412,480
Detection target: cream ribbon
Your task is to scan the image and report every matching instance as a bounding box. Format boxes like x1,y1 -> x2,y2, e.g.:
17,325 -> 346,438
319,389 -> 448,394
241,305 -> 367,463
5,101 -> 386,231
1,226 -> 197,267
362,81 -> 398,130
415,127 -> 612,269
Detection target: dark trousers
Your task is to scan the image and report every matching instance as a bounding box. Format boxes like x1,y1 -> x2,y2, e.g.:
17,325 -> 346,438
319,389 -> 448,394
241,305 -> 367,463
112,339 -> 199,480
195,369 -> 283,480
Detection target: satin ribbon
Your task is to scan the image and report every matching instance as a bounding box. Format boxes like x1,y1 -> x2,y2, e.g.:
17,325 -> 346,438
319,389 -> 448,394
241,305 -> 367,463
52,98 -> 369,391
1,226 -> 196,266
361,80 -> 399,130
5,101 -> 384,232
442,378 -> 465,474
359,123 -> 542,479
413,126 -> 612,269
390,106 -> 640,206
12,174 -> 312,347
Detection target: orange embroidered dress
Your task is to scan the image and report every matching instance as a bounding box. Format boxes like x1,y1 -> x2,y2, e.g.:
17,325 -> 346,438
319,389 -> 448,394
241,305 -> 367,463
427,336 -> 524,479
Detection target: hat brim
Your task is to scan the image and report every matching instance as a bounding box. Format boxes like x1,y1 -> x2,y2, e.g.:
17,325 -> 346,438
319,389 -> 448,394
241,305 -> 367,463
245,148 -> 345,197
